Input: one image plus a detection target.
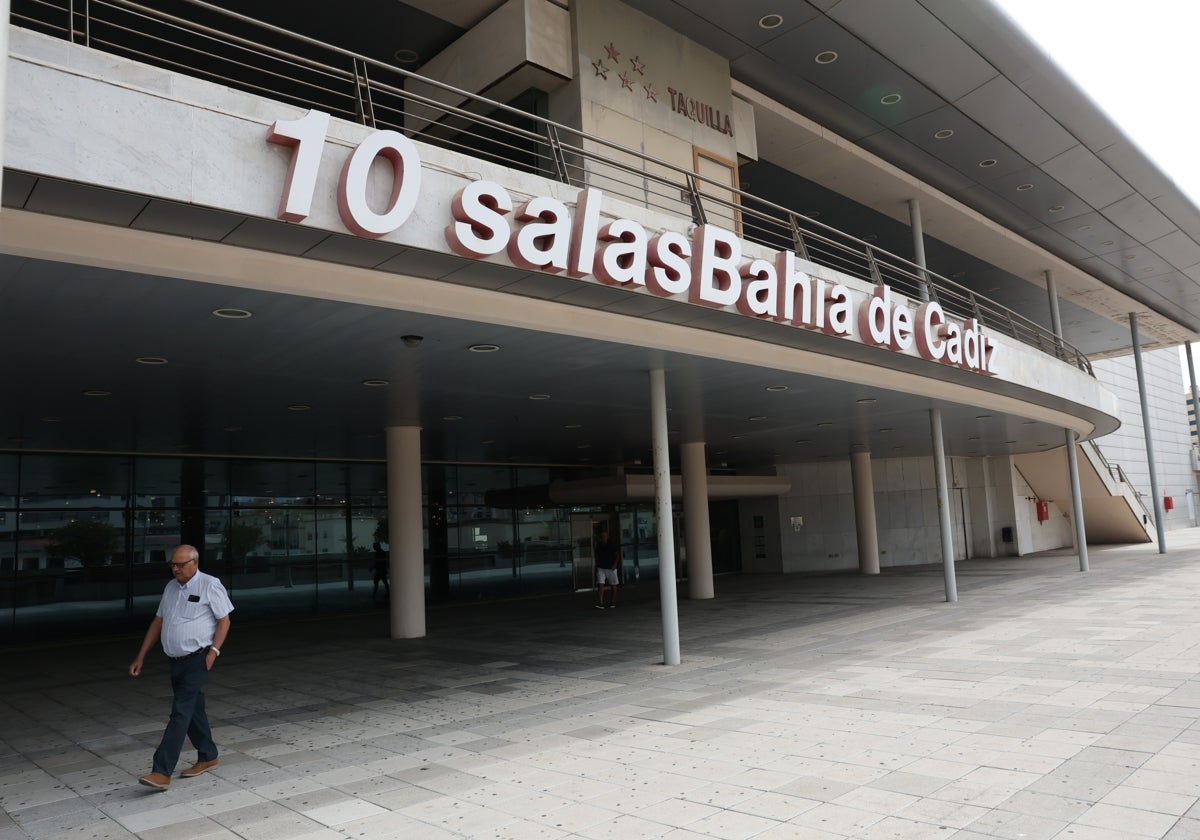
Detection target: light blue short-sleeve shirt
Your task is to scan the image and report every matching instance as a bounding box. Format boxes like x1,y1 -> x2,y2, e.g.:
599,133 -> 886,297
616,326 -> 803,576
157,570 -> 234,658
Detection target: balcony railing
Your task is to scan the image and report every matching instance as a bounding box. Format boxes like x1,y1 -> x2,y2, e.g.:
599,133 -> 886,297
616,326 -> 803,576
11,0 -> 1093,375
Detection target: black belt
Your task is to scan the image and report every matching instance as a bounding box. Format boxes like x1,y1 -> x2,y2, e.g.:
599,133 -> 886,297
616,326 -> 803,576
169,646 -> 210,661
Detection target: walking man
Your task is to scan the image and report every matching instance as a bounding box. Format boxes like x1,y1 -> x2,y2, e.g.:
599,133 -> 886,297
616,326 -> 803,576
129,544 -> 233,791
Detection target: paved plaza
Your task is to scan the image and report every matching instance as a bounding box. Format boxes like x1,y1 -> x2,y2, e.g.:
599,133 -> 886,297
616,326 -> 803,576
6,533 -> 1200,839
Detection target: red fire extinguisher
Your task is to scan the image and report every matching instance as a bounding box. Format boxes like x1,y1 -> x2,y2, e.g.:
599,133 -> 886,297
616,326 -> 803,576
1164,496 -> 1175,511
1036,501 -> 1050,521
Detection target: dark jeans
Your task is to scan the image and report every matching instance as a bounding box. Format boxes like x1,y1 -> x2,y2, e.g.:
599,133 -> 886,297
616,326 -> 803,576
151,652 -> 217,775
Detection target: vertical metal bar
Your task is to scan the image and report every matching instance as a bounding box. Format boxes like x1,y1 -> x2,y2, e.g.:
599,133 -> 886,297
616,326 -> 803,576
1129,313 -> 1167,553
930,408 -> 958,602
1064,430 -> 1090,572
544,124 -> 573,186
865,246 -> 884,285
1187,342 -> 1200,451
789,214 -> 810,261
359,60 -> 376,128
684,173 -> 707,226
649,368 -> 681,665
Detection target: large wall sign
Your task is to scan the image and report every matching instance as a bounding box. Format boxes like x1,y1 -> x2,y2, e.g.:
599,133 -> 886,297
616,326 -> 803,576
268,111 -> 998,376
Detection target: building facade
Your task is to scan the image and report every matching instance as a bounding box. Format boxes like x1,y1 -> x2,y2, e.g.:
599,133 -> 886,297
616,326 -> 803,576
3,0 -> 1199,645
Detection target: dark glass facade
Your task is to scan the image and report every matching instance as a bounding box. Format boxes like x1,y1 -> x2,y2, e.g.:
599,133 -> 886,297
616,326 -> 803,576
0,454 -> 733,641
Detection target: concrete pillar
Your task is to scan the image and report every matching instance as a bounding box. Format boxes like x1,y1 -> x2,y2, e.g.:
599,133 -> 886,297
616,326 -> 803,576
0,0 -> 10,202
850,450 -> 880,574
681,441 -> 714,599
1129,314 -> 1167,553
649,369 -> 681,665
930,408 -> 958,602
385,425 -> 426,638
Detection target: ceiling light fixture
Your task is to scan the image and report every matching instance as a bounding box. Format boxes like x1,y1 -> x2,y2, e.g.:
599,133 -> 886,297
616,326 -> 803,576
1048,205 -> 1065,213
362,379 -> 389,387
393,48 -> 420,65
758,13 -> 784,29
880,93 -> 902,105
1016,183 -> 1033,191
814,50 -> 838,64
856,398 -> 877,405
878,427 -> 895,432
442,415 -> 462,421
82,389 -> 111,397
816,421 -> 833,428
468,343 -> 500,353
934,129 -> 954,140
766,385 -> 788,392
975,414 -> 992,420
287,404 -> 311,412
564,423 -> 583,429
978,159 -> 997,168
747,415 -> 766,421
41,416 -> 62,423
528,394 -> 551,400
212,307 -> 252,319
135,356 -> 168,365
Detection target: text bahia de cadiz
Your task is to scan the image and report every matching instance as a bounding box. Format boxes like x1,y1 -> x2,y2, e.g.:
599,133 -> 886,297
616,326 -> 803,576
446,182 -> 997,375
267,111 -> 996,376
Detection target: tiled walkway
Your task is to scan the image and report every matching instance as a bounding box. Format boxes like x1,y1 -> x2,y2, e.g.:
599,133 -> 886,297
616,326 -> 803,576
6,533 -> 1200,839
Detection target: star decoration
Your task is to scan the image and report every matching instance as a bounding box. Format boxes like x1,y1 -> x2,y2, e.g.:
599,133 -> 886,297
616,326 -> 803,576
604,42 -> 620,62
630,55 -> 645,75
592,59 -> 608,79
619,71 -> 634,91
643,83 -> 657,102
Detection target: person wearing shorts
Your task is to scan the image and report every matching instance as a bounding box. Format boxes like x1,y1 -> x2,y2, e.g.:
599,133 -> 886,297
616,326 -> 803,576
594,529 -> 621,610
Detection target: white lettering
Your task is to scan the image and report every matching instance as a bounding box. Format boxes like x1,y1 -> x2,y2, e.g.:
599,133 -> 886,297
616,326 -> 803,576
445,181 -> 512,258
690,225 -> 742,308
337,130 -> 422,238
266,109 -> 331,222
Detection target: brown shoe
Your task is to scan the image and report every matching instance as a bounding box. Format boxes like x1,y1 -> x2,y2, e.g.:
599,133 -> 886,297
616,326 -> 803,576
180,758 -> 219,778
138,772 -> 171,791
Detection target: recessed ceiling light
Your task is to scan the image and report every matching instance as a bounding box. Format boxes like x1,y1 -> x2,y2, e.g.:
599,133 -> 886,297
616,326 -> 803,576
975,414 -> 992,420
878,427 -> 895,432
1049,205 -> 1065,213
732,435 -> 745,440
362,379 -> 389,387
82,389 -> 111,397
287,404 -> 311,411
528,394 -> 550,400
934,129 -> 954,140
880,93 -> 902,105
480,439 -> 495,445
393,48 -> 420,65
1022,420 -> 1036,425
805,210 -> 821,218
1016,183 -> 1034,191
442,415 -> 462,421
794,439 -> 810,444
814,50 -> 838,64
468,343 -> 500,353
564,423 -> 582,429
857,398 -> 877,404
978,159 -> 997,168
766,385 -> 788,392
968,435 -> 980,441
135,356 -> 168,365
212,307 -> 252,319
1076,224 -> 1091,231
816,421 -> 834,427
1101,240 -> 1114,246
758,13 -> 784,29
1005,440 -> 1018,445
41,416 -> 62,423
1122,254 -> 1136,260
747,415 -> 766,421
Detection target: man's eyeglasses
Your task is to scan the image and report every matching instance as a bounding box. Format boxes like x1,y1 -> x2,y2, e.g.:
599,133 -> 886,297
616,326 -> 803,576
169,558 -> 195,569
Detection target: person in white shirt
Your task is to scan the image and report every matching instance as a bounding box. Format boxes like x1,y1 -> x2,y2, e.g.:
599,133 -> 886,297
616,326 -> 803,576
129,544 -> 233,791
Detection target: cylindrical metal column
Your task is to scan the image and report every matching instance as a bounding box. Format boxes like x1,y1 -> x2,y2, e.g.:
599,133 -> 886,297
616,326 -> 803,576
650,369 -> 681,665
930,408 -> 958,602
850,450 -> 880,574
1045,270 -> 1063,337
681,441 -> 714,600
1048,270 -> 1088,570
1064,430 -> 1090,572
1129,313 -> 1167,553
1188,342 -> 1199,447
385,425 -> 426,638
908,199 -> 930,302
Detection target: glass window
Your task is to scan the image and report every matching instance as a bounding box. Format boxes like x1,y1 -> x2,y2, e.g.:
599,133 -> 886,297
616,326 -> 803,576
0,453 -> 17,508
20,453 -> 130,508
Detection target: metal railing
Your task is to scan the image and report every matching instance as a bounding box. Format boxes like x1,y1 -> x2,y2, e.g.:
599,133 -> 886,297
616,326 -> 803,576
12,0 -> 1093,375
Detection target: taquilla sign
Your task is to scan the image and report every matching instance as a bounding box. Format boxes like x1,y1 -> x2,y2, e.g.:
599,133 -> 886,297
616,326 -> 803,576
267,110 -> 998,376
